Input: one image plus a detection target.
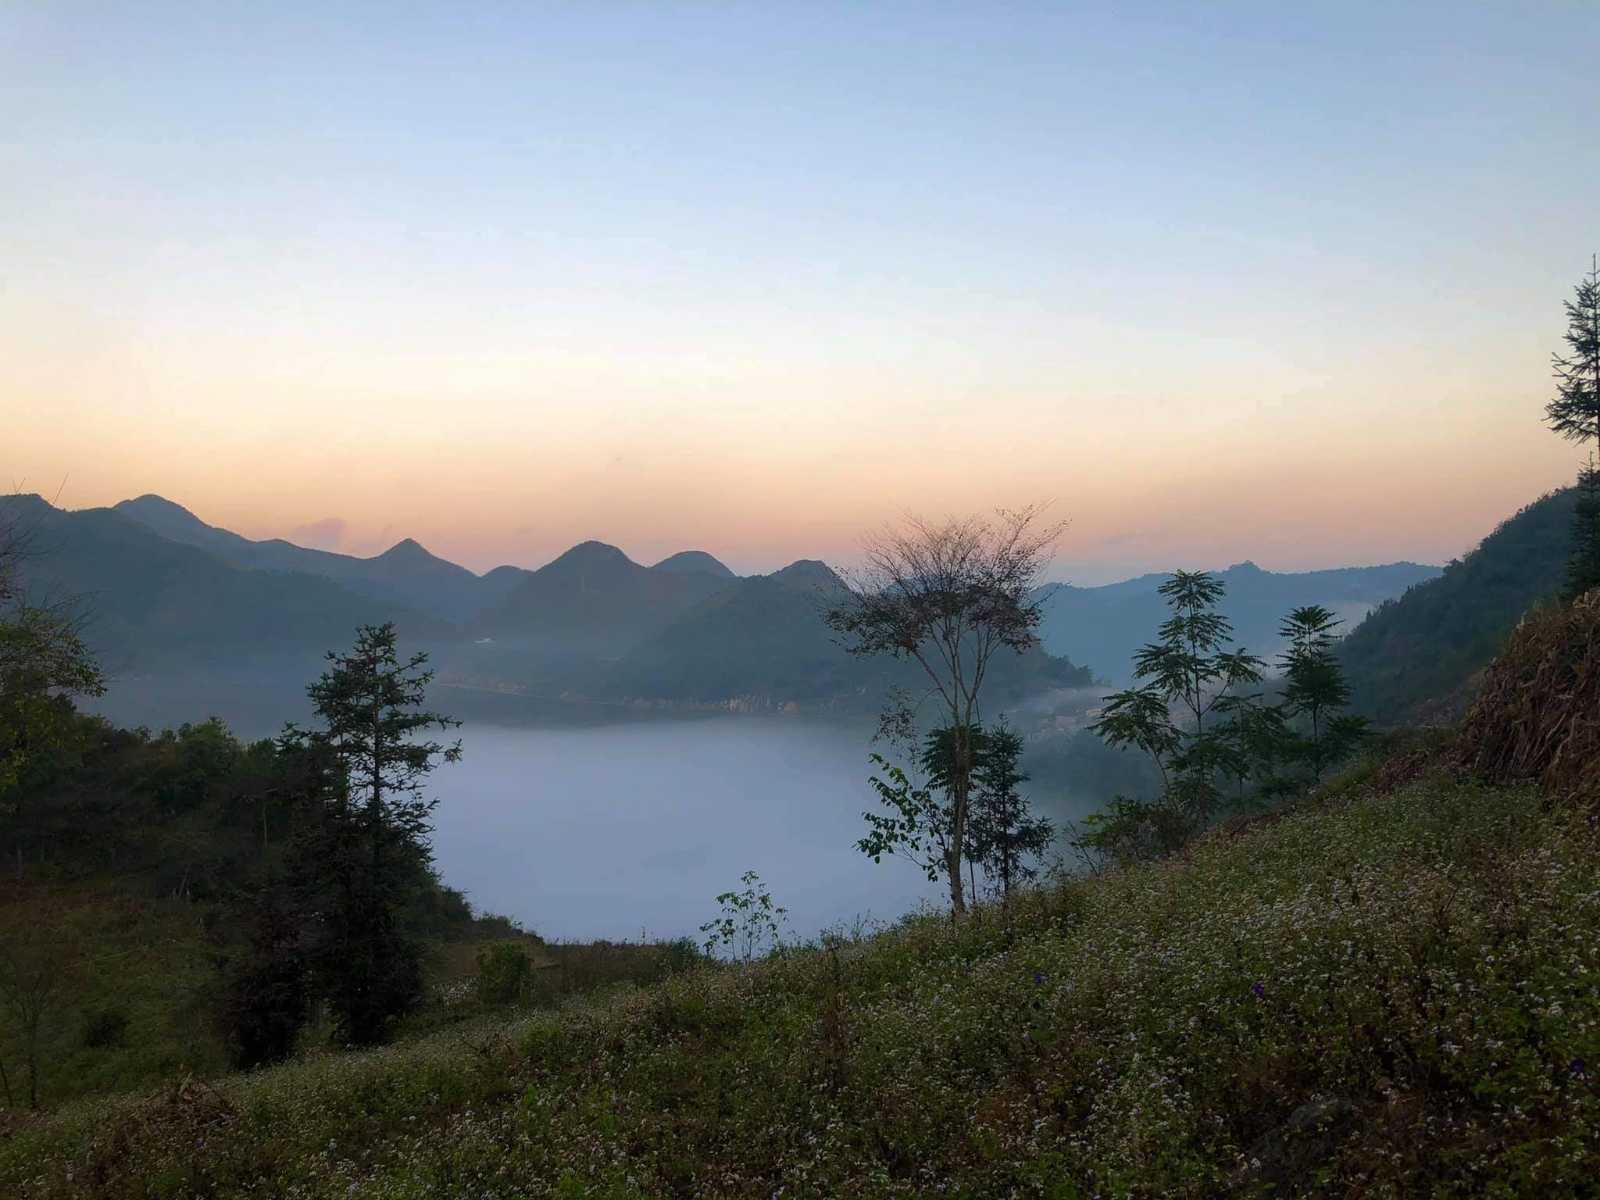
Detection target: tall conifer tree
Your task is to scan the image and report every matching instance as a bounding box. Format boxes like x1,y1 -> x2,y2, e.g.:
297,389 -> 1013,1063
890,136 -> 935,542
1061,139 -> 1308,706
1545,257 -> 1600,597
286,623 -> 460,1046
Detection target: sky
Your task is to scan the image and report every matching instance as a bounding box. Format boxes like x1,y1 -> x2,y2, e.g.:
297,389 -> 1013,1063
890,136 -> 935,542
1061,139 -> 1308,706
3,2 -> 1594,583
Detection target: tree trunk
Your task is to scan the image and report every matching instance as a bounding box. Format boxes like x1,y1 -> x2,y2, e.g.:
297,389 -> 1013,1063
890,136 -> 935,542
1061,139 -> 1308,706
25,1031 -> 38,1110
946,729 -> 971,915
946,837 -> 965,914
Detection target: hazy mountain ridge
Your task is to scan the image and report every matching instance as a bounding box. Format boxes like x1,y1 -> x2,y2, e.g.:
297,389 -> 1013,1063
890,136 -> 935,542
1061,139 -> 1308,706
473,540 -> 735,655
1036,559 -> 1441,683
11,490 -> 1445,722
0,495 -> 448,674
114,494 -> 510,623
600,558 -> 860,703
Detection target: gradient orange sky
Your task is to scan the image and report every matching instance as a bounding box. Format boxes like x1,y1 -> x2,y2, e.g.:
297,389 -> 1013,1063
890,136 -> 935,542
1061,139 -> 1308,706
4,4 -> 1592,582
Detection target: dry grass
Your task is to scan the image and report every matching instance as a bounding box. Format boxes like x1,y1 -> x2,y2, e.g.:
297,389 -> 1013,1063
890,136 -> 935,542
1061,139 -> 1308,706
1459,591 -> 1600,800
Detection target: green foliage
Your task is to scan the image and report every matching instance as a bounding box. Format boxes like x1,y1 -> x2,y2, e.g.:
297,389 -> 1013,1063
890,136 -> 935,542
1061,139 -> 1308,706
219,883 -> 309,1070
1036,561 -> 1440,686
0,703 -> 511,1106
474,942 -> 535,1006
1339,487 -> 1576,723
699,871 -> 789,961
1543,259 -> 1600,600
1088,571 -> 1269,855
1544,257 -> 1600,449
1277,605 -> 1367,782
1069,793 -> 1193,869
861,717 -> 1054,898
7,771 -> 1599,1197
0,599 -> 105,849
826,507 -> 1064,913
294,621 -> 461,850
858,752 -> 947,881
1086,580 -> 1366,865
279,623 -> 462,1049
966,718 -> 1053,899
1568,458 -> 1600,599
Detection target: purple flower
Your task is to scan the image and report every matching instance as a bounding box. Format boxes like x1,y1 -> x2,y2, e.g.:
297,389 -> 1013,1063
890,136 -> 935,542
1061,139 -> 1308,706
1033,970 -> 1047,987
1571,1058 -> 1587,1078
1251,981 -> 1266,1000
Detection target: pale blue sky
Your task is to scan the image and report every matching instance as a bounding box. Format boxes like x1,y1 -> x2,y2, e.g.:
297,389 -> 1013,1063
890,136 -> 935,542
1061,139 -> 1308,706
3,2 -> 1594,578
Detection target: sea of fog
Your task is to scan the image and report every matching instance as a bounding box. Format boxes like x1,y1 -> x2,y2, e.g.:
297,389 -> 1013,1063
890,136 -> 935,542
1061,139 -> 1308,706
429,720 -> 945,944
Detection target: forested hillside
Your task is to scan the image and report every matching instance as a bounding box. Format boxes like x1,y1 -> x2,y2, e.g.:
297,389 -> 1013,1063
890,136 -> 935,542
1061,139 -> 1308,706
1339,488 -> 1575,724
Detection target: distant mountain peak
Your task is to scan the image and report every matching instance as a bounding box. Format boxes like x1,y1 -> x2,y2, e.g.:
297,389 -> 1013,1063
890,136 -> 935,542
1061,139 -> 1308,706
651,550 -> 735,578
548,540 -> 634,569
772,559 -> 844,590
117,493 -> 210,527
1225,560 -> 1264,575
1,493 -> 54,514
126,492 -> 188,509
377,537 -> 432,561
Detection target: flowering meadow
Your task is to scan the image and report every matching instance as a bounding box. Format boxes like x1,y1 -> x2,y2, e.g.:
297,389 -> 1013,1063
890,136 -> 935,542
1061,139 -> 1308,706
3,765 -> 1597,1198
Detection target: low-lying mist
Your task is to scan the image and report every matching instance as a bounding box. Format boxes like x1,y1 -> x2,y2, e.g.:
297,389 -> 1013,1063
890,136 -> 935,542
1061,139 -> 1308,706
431,720 -> 947,943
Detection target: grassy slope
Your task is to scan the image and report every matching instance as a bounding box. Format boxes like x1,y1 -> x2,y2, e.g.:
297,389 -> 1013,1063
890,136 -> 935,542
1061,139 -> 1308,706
0,890 -> 226,1105
0,884 -> 691,1114
5,768 -> 1599,1198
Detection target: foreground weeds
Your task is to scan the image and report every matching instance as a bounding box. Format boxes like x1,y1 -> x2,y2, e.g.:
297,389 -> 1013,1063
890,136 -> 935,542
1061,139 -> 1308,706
4,773 -> 1598,1197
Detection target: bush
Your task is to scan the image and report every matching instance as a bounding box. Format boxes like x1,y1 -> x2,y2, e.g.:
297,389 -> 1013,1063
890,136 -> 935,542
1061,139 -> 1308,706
79,1007 -> 128,1050
474,942 -> 534,1006
655,936 -> 704,977
220,888 -> 309,1069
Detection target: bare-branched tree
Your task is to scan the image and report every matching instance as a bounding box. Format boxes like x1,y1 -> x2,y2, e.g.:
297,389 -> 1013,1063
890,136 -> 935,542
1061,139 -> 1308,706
825,505 -> 1064,913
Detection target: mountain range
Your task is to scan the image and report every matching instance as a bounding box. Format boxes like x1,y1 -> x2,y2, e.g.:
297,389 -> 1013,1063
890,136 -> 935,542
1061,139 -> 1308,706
4,492 -> 1446,727
113,494 -> 523,623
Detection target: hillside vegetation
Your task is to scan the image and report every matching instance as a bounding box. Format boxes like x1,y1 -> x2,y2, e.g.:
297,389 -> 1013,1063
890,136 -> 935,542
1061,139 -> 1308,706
4,756 -> 1596,1197
1037,561 -> 1439,684
1339,487 -> 1576,725
0,712 -> 701,1111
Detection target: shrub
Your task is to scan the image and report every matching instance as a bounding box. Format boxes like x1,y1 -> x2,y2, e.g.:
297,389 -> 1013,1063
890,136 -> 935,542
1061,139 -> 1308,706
474,942 -> 534,1006
219,888 -> 308,1069
79,1007 -> 128,1050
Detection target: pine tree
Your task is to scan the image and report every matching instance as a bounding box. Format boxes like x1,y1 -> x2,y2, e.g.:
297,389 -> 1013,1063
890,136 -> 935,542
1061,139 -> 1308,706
1546,256 -> 1600,450
283,623 -> 460,1046
1568,456 -> 1600,600
1546,257 -> 1600,598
